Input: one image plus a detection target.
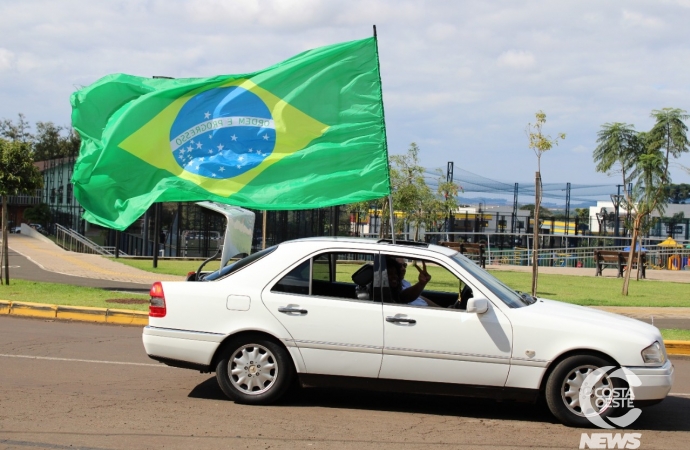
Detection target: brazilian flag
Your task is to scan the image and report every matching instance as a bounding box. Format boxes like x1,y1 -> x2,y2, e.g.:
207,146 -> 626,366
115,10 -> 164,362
71,37 -> 391,230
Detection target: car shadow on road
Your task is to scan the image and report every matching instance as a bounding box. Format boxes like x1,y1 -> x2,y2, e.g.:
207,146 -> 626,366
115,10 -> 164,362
188,376 -> 557,424
188,377 -> 690,431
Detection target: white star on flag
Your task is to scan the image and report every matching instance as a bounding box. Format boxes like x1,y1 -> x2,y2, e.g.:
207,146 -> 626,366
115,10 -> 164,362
212,173 -> 216,177
231,134 -> 238,141
208,149 -> 213,154
238,156 -> 245,162
196,142 -> 202,149
187,145 -> 193,151
208,134 -> 213,139
248,148 -> 253,153
217,144 -> 224,151
200,157 -> 205,162
219,167 -> 225,172
204,112 -> 211,119
263,134 -> 269,140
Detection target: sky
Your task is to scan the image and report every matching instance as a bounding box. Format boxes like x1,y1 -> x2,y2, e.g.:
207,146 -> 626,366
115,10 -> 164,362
1,0 -> 689,204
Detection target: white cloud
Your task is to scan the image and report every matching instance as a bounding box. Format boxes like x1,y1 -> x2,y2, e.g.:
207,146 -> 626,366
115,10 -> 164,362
497,50 -> 535,69
0,48 -> 15,71
622,10 -> 664,28
1,0 -> 690,190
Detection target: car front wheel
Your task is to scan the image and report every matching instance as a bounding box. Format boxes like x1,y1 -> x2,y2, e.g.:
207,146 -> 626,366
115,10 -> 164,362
216,336 -> 294,404
545,354 -> 625,427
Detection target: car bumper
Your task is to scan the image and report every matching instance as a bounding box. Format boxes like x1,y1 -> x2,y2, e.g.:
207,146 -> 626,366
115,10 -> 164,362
142,326 -> 225,367
624,359 -> 674,401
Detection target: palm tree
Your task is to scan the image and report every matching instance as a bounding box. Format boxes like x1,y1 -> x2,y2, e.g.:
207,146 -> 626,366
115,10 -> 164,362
594,111 -> 690,294
593,123 -> 641,178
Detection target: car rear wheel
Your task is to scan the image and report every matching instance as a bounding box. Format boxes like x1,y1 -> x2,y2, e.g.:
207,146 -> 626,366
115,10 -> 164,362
545,354 -> 623,427
216,336 -> 294,404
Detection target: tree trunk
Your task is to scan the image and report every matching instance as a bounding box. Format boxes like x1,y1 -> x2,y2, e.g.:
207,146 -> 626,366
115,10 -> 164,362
531,171 -> 541,297
2,195 -> 9,285
622,215 -> 642,295
379,198 -> 388,239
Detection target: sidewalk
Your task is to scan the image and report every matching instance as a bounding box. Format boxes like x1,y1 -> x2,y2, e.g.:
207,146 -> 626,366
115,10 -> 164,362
4,233 -> 183,284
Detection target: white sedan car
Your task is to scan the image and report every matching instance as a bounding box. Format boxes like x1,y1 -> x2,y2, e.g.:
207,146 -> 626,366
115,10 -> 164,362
142,237 -> 673,427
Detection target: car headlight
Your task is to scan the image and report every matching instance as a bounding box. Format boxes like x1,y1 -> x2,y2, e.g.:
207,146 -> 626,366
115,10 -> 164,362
641,341 -> 666,365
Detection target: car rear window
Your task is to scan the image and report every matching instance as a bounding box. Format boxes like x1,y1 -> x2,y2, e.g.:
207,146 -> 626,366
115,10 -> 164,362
203,246 -> 277,281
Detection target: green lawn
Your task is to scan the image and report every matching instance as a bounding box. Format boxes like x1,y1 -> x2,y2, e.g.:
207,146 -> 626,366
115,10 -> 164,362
660,328 -> 690,341
490,270 -> 690,307
0,279 -> 149,311
110,257 -> 690,307
108,257 -> 203,276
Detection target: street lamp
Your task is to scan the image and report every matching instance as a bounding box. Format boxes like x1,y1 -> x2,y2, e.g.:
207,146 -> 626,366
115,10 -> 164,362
611,193 -> 624,247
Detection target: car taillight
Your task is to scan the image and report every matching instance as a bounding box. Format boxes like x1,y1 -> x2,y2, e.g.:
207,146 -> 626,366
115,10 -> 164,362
149,281 -> 166,317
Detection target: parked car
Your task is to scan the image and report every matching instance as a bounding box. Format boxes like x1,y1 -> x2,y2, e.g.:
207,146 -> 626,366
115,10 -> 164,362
142,237 -> 673,427
10,226 -> 22,233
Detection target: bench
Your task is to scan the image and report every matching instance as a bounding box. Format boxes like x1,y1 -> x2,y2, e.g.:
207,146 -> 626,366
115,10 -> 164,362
439,241 -> 486,268
594,250 -> 646,279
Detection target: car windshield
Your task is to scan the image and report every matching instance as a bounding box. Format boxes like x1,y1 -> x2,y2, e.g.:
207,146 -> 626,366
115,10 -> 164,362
450,253 -> 530,308
203,246 -> 277,281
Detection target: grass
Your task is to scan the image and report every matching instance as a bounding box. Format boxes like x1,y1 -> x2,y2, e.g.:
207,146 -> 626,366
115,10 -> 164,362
660,329 -> 690,341
109,258 -> 204,276
110,257 -> 690,307
0,279 -> 149,311
490,270 -> 690,307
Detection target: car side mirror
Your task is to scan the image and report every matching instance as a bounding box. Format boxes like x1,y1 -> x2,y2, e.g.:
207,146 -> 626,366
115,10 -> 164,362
466,297 -> 489,314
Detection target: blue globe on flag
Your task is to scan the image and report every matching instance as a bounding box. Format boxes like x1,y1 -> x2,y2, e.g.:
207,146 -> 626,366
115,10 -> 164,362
169,86 -> 276,179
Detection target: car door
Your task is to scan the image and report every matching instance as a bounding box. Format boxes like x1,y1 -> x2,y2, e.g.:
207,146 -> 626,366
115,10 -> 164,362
378,254 -> 513,387
261,251 -> 383,378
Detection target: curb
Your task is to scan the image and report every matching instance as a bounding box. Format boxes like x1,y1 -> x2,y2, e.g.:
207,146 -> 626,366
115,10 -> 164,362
664,340 -> 690,356
0,300 -> 148,326
1,300 -> 690,353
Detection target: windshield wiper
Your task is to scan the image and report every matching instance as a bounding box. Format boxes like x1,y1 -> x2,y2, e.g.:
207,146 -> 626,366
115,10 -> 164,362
516,291 -> 537,305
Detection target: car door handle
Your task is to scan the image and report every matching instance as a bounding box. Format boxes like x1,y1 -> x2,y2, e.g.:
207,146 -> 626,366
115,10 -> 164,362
278,306 -> 308,315
386,316 -> 416,325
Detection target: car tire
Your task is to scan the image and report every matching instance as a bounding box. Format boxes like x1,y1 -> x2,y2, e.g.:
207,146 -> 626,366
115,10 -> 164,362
545,354 -> 623,427
215,335 -> 294,405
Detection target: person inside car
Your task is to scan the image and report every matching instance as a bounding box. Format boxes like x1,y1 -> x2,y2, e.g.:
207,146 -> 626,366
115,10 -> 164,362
386,257 -> 440,307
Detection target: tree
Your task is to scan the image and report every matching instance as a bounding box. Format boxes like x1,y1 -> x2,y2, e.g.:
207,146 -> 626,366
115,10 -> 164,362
664,183 -> 690,204
526,111 -> 565,296
0,113 -> 33,143
32,122 -> 81,161
575,208 -> 590,233
24,203 -> 52,228
0,139 -> 43,285
389,143 -> 461,241
594,109 -> 689,294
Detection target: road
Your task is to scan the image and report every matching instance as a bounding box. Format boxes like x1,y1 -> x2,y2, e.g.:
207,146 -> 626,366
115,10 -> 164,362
0,316 -> 689,450
5,247 -> 151,293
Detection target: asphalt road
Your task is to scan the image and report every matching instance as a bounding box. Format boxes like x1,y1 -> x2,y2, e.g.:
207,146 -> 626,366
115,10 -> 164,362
0,316 -> 688,450
4,247 -> 151,293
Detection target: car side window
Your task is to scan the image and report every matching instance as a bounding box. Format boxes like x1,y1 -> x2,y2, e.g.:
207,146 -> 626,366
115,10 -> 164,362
271,260 -> 310,295
272,252 -> 377,301
383,255 -> 471,309
312,252 -> 376,301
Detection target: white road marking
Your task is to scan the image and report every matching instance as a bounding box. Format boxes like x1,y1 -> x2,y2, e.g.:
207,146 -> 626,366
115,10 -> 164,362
0,353 -> 166,368
670,393 -> 690,396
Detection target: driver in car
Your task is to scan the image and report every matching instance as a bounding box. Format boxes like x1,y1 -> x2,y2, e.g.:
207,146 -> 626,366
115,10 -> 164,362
389,258 -> 440,307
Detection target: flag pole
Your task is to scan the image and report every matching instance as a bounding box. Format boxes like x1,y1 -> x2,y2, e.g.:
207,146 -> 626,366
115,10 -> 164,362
373,24 -> 395,244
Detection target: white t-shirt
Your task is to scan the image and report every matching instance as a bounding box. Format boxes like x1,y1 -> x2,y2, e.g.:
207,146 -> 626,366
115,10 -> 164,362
401,279 -> 427,306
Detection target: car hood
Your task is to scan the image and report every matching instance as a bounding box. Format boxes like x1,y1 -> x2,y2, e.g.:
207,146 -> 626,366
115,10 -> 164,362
528,298 -> 659,335
507,297 -> 663,365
